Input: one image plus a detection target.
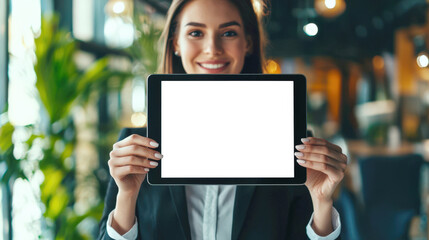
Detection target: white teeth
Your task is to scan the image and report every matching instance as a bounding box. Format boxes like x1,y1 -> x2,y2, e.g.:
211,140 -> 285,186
200,63 -> 226,69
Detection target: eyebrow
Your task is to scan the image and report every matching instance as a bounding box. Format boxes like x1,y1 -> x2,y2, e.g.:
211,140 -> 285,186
185,21 -> 241,28
219,21 -> 241,28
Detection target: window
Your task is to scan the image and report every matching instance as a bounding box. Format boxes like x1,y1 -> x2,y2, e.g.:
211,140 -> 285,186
0,0 -> 8,112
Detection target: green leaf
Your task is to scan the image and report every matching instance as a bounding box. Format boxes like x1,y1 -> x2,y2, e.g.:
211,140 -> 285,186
45,186 -> 69,220
0,122 -> 14,152
29,13 -> 133,238
41,167 -> 64,203
127,14 -> 162,75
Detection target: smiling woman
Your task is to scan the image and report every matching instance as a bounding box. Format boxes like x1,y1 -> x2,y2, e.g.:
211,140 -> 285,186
159,0 -> 266,74
98,0 -> 347,239
172,0 -> 251,74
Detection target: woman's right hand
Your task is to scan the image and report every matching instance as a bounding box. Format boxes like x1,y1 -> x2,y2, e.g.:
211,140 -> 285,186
108,134 -> 162,196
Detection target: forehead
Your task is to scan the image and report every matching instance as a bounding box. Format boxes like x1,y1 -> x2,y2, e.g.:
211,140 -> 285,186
177,0 -> 243,26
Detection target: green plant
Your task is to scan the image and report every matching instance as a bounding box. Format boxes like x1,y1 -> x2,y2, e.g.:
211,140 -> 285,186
0,14 -> 131,239
0,118 -> 22,182
127,14 -> 162,77
126,11 -> 162,116
94,10 -> 163,201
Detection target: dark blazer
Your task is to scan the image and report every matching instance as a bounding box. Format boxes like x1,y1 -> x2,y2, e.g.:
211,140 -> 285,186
98,128 -> 317,240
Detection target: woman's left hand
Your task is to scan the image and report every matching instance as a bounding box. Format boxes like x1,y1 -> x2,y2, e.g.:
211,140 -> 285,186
295,137 -> 348,202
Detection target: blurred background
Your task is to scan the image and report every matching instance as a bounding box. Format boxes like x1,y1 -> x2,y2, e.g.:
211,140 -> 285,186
0,0 -> 428,239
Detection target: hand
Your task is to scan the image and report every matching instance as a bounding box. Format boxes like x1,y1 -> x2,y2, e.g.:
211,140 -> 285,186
295,137 -> 347,202
108,134 -> 162,196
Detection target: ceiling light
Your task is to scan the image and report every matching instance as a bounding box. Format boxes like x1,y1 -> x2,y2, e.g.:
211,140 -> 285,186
105,0 -> 133,17
315,0 -> 346,18
112,1 -> 125,14
325,0 -> 336,9
417,53 -> 429,68
303,23 -> 318,37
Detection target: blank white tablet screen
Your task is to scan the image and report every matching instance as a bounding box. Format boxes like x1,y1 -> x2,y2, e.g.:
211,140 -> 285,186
161,81 -> 294,178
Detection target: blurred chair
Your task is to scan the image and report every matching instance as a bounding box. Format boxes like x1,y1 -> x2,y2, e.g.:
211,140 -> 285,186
334,187 -> 362,240
358,154 -> 424,240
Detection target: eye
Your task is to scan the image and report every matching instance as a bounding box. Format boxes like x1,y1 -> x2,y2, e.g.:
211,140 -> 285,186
188,30 -> 203,37
222,31 -> 237,37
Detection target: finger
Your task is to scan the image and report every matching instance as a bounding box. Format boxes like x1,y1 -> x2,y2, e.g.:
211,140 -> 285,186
301,137 -> 343,153
110,145 -> 163,160
294,152 -> 347,172
110,165 -> 150,179
113,134 -> 159,149
295,144 -> 347,164
297,159 -> 345,183
109,155 -> 147,167
109,155 -> 160,168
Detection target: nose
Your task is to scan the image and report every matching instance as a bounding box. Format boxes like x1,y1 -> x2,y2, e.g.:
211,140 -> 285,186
204,34 -> 223,56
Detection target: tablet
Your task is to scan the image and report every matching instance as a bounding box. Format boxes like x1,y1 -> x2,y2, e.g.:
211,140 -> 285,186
147,74 -> 307,185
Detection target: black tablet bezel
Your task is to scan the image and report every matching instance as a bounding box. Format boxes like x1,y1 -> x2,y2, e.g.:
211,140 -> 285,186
147,74 -> 307,185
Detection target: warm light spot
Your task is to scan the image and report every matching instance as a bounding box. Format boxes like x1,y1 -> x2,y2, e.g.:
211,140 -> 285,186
372,55 -> 384,70
402,115 -> 419,137
417,53 -> 429,68
325,0 -> 336,9
266,59 -> 281,74
326,69 -> 342,121
112,1 -> 125,14
131,112 -> 147,127
303,23 -> 318,36
315,0 -> 346,18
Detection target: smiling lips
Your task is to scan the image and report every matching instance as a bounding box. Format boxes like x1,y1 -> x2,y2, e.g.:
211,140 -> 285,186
198,61 -> 229,73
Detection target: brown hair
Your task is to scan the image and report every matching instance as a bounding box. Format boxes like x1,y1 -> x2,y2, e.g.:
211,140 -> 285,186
158,0 -> 268,74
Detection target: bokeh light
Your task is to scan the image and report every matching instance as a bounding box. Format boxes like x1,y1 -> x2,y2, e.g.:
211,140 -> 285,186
325,0 -> 336,9
266,59 -> 281,74
417,53 -> 429,68
131,112 -> 147,127
303,23 -> 318,37
112,1 -> 125,14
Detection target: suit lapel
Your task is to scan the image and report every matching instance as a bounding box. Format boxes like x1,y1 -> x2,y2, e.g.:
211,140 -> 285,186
169,186 -> 192,240
231,186 -> 256,240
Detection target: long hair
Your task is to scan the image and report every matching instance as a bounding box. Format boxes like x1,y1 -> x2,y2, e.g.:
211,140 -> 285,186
158,0 -> 268,74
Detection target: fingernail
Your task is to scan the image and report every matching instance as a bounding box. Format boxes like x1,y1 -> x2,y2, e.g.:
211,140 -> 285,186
294,152 -> 304,157
150,141 -> 159,147
296,145 -> 305,150
297,159 -> 306,164
154,153 -> 163,159
301,138 -> 310,143
150,161 -> 158,166
144,168 -> 150,172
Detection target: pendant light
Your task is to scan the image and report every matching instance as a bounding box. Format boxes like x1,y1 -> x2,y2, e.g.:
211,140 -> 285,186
314,0 -> 346,18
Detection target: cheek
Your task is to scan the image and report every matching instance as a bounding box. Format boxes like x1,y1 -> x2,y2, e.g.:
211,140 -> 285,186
180,41 -> 200,65
228,42 -> 247,65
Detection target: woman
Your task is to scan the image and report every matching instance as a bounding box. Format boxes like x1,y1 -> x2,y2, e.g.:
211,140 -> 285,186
98,0 -> 347,239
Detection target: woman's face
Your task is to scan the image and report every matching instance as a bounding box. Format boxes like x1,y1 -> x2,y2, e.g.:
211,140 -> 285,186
174,0 -> 252,74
